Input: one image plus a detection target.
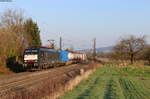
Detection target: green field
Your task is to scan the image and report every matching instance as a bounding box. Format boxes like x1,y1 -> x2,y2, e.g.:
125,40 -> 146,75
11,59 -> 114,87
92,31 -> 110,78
60,66 -> 150,99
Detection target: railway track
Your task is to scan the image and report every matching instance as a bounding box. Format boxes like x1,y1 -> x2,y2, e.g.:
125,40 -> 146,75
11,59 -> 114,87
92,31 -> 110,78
0,64 -> 83,95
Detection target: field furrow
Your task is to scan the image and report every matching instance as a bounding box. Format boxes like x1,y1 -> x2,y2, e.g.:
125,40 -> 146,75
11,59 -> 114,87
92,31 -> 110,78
60,66 -> 150,99
119,77 -> 150,99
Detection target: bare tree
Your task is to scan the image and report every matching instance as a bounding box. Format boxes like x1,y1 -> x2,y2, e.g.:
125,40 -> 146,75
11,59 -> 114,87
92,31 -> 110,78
114,35 -> 146,64
0,9 -> 27,69
0,9 -> 24,28
1,9 -> 29,54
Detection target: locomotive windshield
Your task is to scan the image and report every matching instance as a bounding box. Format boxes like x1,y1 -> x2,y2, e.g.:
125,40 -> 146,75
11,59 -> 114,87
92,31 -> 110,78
24,49 -> 38,55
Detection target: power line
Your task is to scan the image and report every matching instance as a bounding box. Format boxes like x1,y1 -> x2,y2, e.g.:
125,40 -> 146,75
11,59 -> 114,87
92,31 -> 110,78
47,39 -> 55,49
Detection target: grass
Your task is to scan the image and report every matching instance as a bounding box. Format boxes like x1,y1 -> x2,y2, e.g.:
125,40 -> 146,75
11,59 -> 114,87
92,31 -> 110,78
60,66 -> 150,99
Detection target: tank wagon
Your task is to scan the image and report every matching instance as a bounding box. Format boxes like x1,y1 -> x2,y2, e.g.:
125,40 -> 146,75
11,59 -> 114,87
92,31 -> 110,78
68,52 -> 87,63
23,47 -> 87,70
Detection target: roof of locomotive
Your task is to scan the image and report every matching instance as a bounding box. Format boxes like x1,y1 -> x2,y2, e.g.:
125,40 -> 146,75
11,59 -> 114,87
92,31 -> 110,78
25,47 -> 58,52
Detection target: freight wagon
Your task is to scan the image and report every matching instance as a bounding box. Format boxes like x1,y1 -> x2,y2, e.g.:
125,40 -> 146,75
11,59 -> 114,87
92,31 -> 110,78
68,52 -> 87,63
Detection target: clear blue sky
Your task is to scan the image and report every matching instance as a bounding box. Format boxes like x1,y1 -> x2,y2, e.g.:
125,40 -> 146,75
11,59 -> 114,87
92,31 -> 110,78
0,0 -> 150,50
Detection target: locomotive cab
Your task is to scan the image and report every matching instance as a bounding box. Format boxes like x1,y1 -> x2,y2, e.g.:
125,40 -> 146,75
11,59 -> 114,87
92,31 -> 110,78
23,48 -> 39,69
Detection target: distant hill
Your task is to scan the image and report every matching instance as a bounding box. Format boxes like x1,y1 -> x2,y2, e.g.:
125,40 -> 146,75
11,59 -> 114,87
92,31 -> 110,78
96,46 -> 114,52
77,46 -> 114,53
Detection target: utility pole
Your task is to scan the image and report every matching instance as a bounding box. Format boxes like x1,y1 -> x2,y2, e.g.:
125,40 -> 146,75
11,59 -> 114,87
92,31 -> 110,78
60,37 -> 62,50
93,38 -> 96,61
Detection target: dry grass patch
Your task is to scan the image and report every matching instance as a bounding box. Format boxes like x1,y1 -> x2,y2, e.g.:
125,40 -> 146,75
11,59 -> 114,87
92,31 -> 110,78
0,63 -> 98,99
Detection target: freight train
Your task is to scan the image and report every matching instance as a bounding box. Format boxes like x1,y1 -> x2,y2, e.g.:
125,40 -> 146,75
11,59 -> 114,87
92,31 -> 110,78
23,47 -> 87,70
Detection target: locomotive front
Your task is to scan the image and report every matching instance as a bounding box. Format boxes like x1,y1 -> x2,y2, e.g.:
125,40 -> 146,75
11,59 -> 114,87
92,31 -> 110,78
23,48 -> 39,69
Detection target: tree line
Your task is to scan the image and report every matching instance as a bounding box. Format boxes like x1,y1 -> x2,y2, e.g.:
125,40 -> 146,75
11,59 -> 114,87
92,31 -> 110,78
0,9 -> 41,72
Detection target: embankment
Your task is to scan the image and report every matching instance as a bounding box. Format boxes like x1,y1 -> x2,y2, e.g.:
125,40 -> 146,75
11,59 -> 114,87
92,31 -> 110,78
1,62 -> 98,99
